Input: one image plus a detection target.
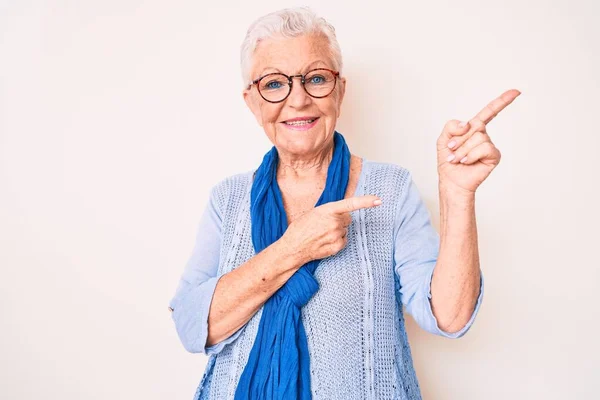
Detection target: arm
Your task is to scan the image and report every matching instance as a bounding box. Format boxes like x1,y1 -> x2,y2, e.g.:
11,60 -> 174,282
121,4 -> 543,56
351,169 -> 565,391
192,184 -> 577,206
431,181 -> 482,333
427,90 -> 521,332
393,171 -> 484,338
169,185 -> 304,354
204,236 -> 304,348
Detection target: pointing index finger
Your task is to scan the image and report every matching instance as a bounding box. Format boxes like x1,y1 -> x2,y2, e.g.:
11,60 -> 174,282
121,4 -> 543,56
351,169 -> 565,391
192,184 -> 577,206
327,195 -> 382,214
472,89 -> 521,125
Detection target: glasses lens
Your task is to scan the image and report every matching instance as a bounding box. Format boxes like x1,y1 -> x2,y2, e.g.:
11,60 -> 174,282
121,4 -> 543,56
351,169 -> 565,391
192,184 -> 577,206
304,70 -> 336,97
258,74 -> 290,102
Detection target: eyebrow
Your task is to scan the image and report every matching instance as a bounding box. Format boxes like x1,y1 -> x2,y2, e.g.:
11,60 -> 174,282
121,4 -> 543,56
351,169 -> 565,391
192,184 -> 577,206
256,60 -> 331,78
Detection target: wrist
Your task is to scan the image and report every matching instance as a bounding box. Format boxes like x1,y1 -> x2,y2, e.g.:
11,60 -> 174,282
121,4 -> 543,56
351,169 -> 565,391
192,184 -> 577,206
438,180 -> 476,206
275,235 -> 308,269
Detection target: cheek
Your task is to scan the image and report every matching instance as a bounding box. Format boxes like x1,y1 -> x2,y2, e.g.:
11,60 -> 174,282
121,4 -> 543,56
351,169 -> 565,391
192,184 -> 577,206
326,97 -> 342,119
259,104 -> 283,124
325,89 -> 342,115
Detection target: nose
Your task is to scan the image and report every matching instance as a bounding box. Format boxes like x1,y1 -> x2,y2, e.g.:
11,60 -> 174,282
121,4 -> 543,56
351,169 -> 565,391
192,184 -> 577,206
286,75 -> 312,108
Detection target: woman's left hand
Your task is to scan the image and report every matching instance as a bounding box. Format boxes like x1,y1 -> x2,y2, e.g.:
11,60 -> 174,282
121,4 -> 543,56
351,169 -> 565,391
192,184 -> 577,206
436,89 -> 521,196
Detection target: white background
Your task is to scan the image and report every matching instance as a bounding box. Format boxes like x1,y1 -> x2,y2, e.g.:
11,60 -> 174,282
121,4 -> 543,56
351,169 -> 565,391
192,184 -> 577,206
1,0 -> 599,399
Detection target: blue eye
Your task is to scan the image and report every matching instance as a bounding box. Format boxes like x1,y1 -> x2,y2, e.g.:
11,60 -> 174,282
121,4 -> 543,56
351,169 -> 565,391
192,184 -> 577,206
265,81 -> 282,89
309,75 -> 325,84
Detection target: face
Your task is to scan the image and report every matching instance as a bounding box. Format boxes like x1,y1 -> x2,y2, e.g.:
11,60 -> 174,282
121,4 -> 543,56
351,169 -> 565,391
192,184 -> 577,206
243,34 -> 346,160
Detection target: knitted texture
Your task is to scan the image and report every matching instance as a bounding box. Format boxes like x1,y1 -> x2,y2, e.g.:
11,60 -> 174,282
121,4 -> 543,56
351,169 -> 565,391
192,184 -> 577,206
236,131 -> 351,399
169,158 -> 485,400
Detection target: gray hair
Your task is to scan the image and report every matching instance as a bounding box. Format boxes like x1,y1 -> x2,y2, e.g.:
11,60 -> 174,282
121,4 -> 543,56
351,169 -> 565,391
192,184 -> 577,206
240,7 -> 343,88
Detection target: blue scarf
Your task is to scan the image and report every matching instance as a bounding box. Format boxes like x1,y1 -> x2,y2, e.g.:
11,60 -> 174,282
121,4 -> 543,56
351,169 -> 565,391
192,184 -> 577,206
234,131 -> 351,399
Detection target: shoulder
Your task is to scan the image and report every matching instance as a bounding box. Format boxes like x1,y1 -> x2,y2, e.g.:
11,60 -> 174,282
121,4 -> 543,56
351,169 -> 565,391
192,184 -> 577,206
363,159 -> 414,194
208,168 -> 254,212
361,159 -> 426,227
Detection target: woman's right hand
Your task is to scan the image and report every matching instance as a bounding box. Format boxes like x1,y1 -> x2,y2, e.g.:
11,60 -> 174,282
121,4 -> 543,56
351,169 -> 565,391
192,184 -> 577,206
280,195 -> 382,265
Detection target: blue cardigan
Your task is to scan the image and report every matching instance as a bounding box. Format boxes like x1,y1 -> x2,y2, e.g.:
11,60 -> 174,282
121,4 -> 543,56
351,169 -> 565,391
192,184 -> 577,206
169,158 -> 484,399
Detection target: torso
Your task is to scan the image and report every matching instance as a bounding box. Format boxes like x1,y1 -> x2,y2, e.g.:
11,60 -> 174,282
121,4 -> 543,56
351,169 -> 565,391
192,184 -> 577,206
197,160 -> 427,399
277,154 -> 362,224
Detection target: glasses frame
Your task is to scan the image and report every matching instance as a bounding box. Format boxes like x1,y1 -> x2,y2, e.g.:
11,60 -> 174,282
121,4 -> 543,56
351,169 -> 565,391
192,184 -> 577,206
247,68 -> 341,104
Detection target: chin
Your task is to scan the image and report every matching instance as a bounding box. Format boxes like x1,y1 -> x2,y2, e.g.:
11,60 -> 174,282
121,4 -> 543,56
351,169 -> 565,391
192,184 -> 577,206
280,135 -> 332,156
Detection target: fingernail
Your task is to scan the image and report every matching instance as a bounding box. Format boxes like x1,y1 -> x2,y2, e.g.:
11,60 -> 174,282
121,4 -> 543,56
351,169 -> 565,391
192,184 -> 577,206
448,140 -> 456,149
460,156 -> 468,163
458,121 -> 467,128
447,153 -> 455,162
373,199 -> 382,205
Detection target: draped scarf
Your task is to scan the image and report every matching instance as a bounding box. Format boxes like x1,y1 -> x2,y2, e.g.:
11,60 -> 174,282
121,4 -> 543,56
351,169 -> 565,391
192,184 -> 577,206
234,131 -> 351,399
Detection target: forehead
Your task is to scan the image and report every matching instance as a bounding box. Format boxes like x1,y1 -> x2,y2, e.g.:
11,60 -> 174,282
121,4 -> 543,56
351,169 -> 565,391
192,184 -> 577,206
251,34 -> 334,77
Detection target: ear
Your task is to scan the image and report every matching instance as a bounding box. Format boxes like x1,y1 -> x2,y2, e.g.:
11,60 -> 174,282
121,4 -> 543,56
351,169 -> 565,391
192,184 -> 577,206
243,88 -> 263,127
336,76 -> 347,118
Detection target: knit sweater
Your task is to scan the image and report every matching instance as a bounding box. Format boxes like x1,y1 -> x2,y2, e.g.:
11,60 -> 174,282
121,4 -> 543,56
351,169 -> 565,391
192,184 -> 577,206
169,158 -> 485,400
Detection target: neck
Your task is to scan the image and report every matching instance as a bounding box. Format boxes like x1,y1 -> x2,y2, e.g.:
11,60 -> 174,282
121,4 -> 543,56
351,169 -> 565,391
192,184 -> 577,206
276,140 -> 334,181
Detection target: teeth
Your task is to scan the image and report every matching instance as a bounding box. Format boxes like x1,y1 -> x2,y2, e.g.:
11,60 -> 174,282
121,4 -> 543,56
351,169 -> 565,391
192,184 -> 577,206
285,119 -> 315,126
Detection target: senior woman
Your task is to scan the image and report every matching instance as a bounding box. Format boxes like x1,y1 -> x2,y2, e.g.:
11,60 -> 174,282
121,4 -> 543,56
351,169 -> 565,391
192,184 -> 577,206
168,7 -> 520,400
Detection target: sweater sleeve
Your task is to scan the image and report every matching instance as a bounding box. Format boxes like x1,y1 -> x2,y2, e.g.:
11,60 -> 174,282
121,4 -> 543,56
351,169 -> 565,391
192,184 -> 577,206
392,171 -> 484,339
168,185 -> 246,354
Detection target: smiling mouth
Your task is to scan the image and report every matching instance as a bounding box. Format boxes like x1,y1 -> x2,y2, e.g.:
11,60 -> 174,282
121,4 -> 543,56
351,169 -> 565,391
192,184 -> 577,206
283,117 -> 319,126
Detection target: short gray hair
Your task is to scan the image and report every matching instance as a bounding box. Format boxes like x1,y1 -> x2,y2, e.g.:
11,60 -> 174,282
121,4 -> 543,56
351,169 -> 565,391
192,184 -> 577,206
240,7 -> 343,88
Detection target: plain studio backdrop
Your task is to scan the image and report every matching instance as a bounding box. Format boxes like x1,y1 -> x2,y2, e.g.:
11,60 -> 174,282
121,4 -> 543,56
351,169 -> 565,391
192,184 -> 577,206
1,0 -> 598,399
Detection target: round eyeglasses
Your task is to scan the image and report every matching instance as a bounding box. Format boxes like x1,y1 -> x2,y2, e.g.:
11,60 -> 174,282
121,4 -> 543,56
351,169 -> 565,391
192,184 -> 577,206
248,68 -> 340,103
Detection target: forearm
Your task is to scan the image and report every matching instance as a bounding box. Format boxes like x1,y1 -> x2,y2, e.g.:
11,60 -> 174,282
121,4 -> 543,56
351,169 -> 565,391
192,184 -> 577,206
206,238 -> 304,346
430,182 -> 481,333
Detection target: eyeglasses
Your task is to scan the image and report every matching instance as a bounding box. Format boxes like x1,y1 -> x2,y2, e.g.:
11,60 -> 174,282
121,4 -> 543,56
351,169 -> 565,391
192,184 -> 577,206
248,68 -> 340,103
